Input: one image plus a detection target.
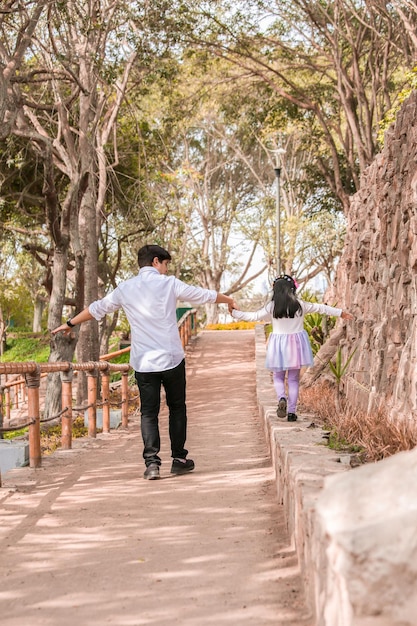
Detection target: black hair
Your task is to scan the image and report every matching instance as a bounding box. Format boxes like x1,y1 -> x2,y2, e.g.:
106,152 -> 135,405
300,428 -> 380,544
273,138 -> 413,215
137,244 -> 172,268
272,276 -> 302,319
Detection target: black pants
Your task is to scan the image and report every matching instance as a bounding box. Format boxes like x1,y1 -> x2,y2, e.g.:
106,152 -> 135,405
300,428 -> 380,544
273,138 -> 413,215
135,359 -> 188,467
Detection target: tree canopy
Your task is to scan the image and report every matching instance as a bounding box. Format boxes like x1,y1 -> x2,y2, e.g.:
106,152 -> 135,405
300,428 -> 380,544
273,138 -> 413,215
0,0 -> 415,355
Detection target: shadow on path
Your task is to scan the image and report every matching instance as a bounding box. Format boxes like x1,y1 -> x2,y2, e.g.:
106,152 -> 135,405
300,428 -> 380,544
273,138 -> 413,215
0,330 -> 313,626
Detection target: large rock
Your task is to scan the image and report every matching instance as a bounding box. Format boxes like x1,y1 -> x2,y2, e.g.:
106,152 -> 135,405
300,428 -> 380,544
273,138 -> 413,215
316,447 -> 417,625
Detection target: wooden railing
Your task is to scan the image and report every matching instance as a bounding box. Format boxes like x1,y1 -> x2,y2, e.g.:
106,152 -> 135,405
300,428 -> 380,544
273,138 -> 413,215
0,360 -> 131,471
177,308 -> 197,348
0,308 -> 198,483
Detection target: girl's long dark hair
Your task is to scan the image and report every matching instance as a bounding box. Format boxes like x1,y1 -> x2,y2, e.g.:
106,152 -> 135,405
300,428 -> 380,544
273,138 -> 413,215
272,277 -> 302,319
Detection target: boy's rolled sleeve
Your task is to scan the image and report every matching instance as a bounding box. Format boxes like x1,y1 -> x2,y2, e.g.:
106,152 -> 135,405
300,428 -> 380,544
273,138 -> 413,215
88,290 -> 122,321
174,279 -> 217,305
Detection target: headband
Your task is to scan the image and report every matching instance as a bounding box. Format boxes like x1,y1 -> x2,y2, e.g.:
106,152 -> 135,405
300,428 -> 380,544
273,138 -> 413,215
273,274 -> 299,290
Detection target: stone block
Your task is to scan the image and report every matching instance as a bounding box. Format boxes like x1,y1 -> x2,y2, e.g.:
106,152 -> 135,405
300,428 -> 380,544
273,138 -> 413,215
83,408 -> 122,429
0,439 -> 29,474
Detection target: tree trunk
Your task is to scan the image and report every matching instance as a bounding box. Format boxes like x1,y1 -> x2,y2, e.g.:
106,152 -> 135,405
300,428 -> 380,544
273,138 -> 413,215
99,311 -> 119,356
76,186 -> 99,404
205,301 -> 220,325
74,48 -> 99,403
0,306 -> 7,357
300,327 -> 344,388
45,244 -> 77,418
32,296 -> 45,333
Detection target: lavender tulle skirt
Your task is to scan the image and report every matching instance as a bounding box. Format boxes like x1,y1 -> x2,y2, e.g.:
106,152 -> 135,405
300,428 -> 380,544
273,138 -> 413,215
265,330 -> 314,372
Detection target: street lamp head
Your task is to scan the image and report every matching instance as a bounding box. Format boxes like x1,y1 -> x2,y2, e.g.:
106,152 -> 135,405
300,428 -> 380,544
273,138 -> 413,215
272,147 -> 286,168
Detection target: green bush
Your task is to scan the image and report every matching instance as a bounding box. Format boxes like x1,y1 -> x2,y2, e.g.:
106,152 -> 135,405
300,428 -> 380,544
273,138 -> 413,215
106,350 -> 131,383
1,334 -> 50,362
304,311 -> 336,355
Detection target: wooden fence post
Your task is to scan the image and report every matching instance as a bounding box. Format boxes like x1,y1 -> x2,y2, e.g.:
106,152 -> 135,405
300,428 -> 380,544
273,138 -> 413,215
101,367 -> 110,434
5,387 -> 11,422
0,383 -> 3,439
25,366 -> 41,468
87,369 -> 98,438
61,368 -> 73,450
0,383 -> 3,486
186,315 -> 191,344
121,372 -> 129,428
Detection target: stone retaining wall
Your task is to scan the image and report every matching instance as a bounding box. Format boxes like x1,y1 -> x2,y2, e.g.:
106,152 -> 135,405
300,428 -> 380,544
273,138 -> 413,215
255,325 -> 417,626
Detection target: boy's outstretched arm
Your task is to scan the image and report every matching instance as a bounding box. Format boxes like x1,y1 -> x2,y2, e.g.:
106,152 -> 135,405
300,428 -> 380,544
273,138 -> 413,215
51,307 -> 94,336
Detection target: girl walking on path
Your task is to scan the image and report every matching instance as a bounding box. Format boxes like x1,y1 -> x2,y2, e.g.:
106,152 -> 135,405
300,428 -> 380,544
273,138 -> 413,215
230,274 -> 353,422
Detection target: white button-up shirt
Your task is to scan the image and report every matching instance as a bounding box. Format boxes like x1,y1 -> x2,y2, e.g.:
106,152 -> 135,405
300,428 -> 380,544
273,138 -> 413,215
89,267 -> 217,372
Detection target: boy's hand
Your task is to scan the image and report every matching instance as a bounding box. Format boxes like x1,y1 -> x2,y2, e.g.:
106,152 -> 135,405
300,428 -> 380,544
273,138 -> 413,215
51,323 -> 73,336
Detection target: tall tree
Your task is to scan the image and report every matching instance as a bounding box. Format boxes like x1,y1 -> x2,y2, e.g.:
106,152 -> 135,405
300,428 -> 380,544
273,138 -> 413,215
181,0 -> 416,211
1,0 -> 156,412
127,72 -> 272,322
0,0 -> 49,137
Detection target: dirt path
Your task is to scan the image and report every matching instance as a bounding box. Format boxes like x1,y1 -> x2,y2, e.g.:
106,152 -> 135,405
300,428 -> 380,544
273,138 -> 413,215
0,330 -> 313,626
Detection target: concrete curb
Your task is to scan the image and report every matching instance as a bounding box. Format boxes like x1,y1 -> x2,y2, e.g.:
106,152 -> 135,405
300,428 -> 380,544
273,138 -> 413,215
254,325 -> 350,623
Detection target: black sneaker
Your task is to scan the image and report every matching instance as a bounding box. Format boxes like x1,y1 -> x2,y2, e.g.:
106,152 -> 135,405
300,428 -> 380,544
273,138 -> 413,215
144,463 -> 160,480
276,397 -> 287,418
287,413 -> 298,422
171,458 -> 195,474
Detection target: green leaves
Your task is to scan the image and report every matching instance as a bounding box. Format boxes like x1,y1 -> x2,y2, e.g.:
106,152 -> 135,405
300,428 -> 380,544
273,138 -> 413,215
328,346 -> 357,384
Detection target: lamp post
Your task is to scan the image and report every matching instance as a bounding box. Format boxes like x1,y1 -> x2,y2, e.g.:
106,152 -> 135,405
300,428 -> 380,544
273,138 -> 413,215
273,148 -> 286,275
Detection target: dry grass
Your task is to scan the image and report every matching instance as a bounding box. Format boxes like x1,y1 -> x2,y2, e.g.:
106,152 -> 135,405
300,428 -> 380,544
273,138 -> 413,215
40,416 -> 89,455
299,382 -> 417,463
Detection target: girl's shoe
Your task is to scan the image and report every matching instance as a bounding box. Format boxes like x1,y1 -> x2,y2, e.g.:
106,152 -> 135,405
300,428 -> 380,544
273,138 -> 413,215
276,397 -> 287,418
287,413 -> 297,422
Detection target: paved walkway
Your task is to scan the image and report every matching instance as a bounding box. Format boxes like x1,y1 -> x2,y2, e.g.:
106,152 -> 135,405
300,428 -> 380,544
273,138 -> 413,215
0,330 -> 313,626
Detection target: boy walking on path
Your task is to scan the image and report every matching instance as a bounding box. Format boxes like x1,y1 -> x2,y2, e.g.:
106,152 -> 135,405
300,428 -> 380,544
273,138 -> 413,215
52,244 -> 236,480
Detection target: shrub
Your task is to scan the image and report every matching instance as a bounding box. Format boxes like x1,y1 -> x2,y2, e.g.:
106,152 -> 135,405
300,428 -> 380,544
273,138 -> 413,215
205,321 -> 257,330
